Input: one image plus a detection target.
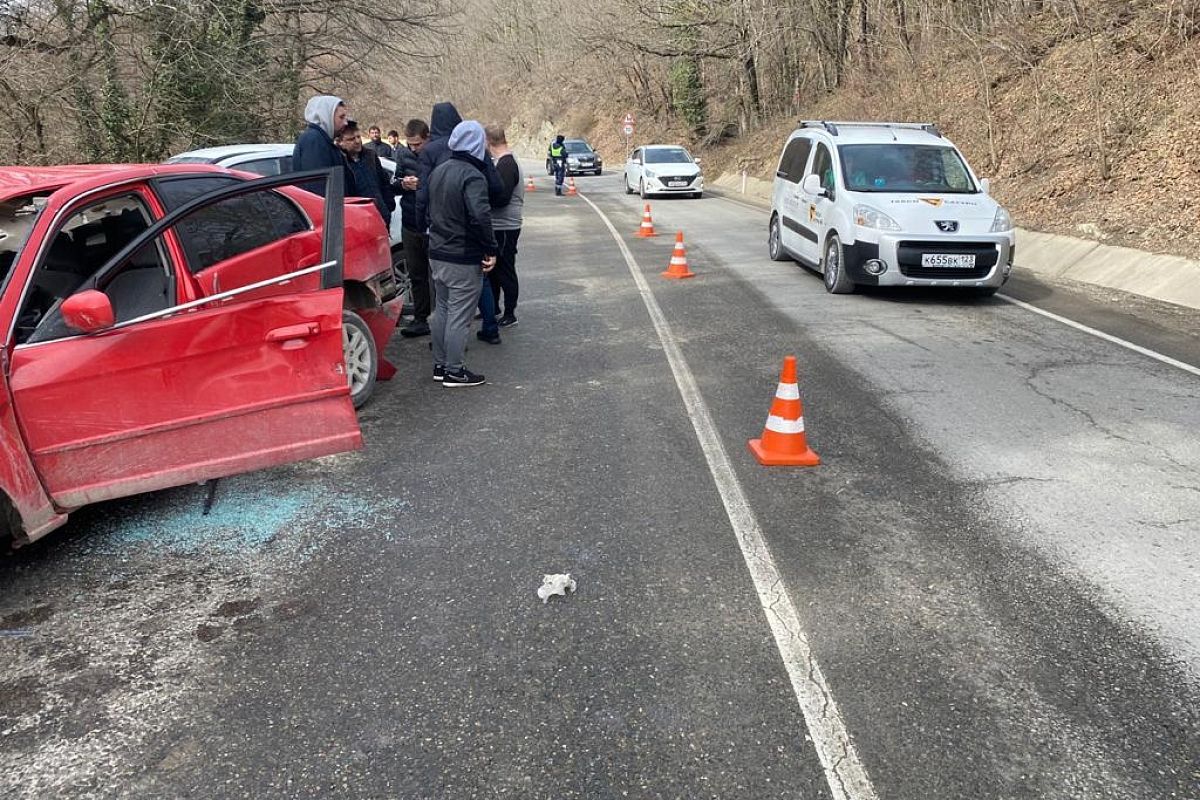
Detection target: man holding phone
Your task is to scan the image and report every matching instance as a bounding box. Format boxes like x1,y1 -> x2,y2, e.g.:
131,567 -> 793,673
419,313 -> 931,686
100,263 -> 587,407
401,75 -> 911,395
396,118 -> 432,337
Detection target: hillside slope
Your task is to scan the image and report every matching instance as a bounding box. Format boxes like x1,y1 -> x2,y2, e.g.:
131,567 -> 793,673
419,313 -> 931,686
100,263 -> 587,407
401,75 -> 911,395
507,4 -> 1200,260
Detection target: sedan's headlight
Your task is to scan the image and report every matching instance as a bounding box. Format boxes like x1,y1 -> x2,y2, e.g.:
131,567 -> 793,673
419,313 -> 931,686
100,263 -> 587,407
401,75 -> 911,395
644,170 -> 656,179
990,206 -> 1014,232
567,157 -> 579,164
853,204 -> 902,231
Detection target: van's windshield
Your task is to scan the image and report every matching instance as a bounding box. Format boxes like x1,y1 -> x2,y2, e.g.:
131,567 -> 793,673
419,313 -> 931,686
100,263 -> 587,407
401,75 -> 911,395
839,144 -> 977,194
0,192 -> 49,292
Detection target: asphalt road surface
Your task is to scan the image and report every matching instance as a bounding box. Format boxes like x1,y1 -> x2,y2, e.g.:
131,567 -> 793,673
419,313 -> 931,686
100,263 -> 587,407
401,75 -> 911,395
2,169 -> 1198,799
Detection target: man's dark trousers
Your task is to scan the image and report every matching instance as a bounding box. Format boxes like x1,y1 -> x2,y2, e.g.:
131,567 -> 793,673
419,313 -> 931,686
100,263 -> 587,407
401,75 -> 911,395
403,227 -> 432,323
488,228 -> 521,319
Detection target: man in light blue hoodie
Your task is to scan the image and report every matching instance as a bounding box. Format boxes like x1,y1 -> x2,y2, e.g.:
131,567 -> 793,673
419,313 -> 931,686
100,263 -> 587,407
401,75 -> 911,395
292,94 -> 357,197
427,120 -> 499,388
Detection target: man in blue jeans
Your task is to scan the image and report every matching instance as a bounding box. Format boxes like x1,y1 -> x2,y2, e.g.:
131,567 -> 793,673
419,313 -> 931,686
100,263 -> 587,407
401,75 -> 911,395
427,121 -> 498,387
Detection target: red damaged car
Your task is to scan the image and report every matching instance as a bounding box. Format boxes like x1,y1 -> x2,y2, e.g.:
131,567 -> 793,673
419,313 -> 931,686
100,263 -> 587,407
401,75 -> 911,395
0,165 -> 401,550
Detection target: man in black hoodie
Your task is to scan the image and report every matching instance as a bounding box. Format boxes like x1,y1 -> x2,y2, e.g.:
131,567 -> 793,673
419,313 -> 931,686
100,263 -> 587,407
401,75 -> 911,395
416,102 -> 509,235
414,102 -> 464,238
427,121 -> 498,388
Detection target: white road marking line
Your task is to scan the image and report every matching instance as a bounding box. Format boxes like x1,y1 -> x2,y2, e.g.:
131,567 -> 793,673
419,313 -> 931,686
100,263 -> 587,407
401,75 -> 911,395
997,294 -> 1200,377
578,191 -> 879,800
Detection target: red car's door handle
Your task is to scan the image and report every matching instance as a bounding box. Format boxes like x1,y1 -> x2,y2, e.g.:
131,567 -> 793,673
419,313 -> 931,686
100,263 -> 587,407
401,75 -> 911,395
266,322 -> 321,342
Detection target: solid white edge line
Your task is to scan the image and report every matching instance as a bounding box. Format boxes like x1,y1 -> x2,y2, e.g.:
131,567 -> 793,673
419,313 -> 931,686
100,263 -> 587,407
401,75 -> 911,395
578,190 -> 879,800
997,294 -> 1200,378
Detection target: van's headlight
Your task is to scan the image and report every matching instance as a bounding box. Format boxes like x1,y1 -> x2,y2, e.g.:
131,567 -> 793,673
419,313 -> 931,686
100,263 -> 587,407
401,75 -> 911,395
853,204 -> 902,231
990,206 -> 1014,232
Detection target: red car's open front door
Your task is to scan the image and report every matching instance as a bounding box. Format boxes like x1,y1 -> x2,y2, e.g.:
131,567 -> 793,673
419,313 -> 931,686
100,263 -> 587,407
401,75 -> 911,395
6,170 -> 363,510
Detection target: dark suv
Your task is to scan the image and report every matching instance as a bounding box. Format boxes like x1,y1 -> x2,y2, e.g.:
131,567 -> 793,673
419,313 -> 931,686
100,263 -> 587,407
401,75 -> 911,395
546,139 -> 603,176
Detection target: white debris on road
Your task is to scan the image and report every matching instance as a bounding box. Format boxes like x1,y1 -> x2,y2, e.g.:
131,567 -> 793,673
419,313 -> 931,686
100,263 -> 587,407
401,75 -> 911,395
537,573 -> 577,603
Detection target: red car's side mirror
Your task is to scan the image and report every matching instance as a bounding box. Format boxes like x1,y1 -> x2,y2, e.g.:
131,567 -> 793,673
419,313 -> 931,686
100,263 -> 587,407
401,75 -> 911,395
62,290 -> 115,334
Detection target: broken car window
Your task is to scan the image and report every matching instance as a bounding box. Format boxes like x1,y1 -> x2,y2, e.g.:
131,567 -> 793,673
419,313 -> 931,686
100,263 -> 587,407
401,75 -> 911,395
0,193 -> 49,294
16,193 -> 173,345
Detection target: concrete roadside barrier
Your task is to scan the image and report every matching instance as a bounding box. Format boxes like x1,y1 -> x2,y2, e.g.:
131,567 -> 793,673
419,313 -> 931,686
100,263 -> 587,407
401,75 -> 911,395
1053,239 -> 1200,311
1011,229 -> 1099,279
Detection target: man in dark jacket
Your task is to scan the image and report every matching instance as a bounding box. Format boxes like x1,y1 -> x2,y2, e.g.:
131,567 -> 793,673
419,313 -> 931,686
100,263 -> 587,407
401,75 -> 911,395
364,125 -> 394,159
395,118 -> 432,337
292,95 -> 357,197
414,102 -> 463,237
336,120 -> 394,225
428,120 -> 498,387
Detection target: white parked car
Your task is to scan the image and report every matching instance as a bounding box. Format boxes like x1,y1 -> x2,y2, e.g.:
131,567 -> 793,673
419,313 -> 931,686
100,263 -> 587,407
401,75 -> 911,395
168,144 -> 404,264
623,145 -> 703,199
767,121 -> 1016,296
166,143 -> 296,177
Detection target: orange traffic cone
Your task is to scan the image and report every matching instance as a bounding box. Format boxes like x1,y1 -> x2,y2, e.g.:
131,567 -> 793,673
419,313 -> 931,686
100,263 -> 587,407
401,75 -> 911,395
661,231 -> 696,279
525,174 -> 536,192
635,204 -> 657,237
566,177 -> 578,196
748,356 -> 820,467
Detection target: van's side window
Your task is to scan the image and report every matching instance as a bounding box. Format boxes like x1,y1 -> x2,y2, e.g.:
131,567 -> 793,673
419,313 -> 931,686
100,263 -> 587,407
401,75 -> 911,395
778,137 -> 812,183
810,144 -> 835,194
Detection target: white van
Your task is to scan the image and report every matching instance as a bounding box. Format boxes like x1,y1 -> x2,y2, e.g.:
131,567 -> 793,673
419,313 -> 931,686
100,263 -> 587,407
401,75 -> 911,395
768,121 -> 1016,296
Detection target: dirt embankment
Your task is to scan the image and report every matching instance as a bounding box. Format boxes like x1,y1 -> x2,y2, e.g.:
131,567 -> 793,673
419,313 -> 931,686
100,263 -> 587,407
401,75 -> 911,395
508,6 -> 1200,260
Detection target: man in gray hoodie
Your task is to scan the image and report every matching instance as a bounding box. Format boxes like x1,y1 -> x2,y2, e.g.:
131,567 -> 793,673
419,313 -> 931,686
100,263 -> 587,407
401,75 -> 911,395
292,94 -> 357,197
427,121 -> 498,387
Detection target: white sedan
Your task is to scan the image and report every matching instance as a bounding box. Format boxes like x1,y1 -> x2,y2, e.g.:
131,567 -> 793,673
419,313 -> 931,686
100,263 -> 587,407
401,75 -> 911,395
624,145 -> 704,199
168,144 -> 404,257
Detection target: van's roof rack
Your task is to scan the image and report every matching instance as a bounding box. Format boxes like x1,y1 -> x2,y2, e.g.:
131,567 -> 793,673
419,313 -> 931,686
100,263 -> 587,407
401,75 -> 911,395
799,120 -> 839,135
798,120 -> 942,138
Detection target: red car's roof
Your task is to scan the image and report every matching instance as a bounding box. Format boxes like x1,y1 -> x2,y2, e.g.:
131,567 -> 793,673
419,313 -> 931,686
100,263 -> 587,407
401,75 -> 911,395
0,163 -> 231,200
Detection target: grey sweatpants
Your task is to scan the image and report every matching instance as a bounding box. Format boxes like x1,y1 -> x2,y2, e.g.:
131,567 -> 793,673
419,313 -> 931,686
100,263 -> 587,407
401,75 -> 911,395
430,257 -> 484,372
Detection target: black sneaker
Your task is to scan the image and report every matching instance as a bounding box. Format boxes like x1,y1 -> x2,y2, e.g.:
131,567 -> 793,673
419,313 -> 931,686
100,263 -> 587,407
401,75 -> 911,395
476,331 -> 501,345
400,321 -> 430,338
442,368 -> 485,387
433,364 -> 445,382
498,316 -> 518,328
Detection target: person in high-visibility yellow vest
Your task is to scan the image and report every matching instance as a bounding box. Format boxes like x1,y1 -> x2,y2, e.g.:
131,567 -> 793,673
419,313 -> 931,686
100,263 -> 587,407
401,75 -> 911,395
547,134 -> 567,195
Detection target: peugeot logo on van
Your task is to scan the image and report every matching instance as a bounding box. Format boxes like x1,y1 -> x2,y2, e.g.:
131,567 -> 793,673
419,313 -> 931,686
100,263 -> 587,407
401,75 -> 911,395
935,220 -> 959,232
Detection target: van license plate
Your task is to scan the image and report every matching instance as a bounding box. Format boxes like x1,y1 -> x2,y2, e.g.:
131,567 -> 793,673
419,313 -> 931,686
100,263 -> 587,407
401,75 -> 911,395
921,253 -> 976,268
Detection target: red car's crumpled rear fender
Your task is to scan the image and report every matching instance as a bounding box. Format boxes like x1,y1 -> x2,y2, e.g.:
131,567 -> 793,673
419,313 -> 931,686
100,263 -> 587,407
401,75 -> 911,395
358,295 -> 403,381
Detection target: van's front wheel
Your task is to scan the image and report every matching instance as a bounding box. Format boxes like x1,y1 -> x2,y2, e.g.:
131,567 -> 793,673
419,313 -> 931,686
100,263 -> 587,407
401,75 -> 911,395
822,234 -> 856,294
768,216 -> 788,262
